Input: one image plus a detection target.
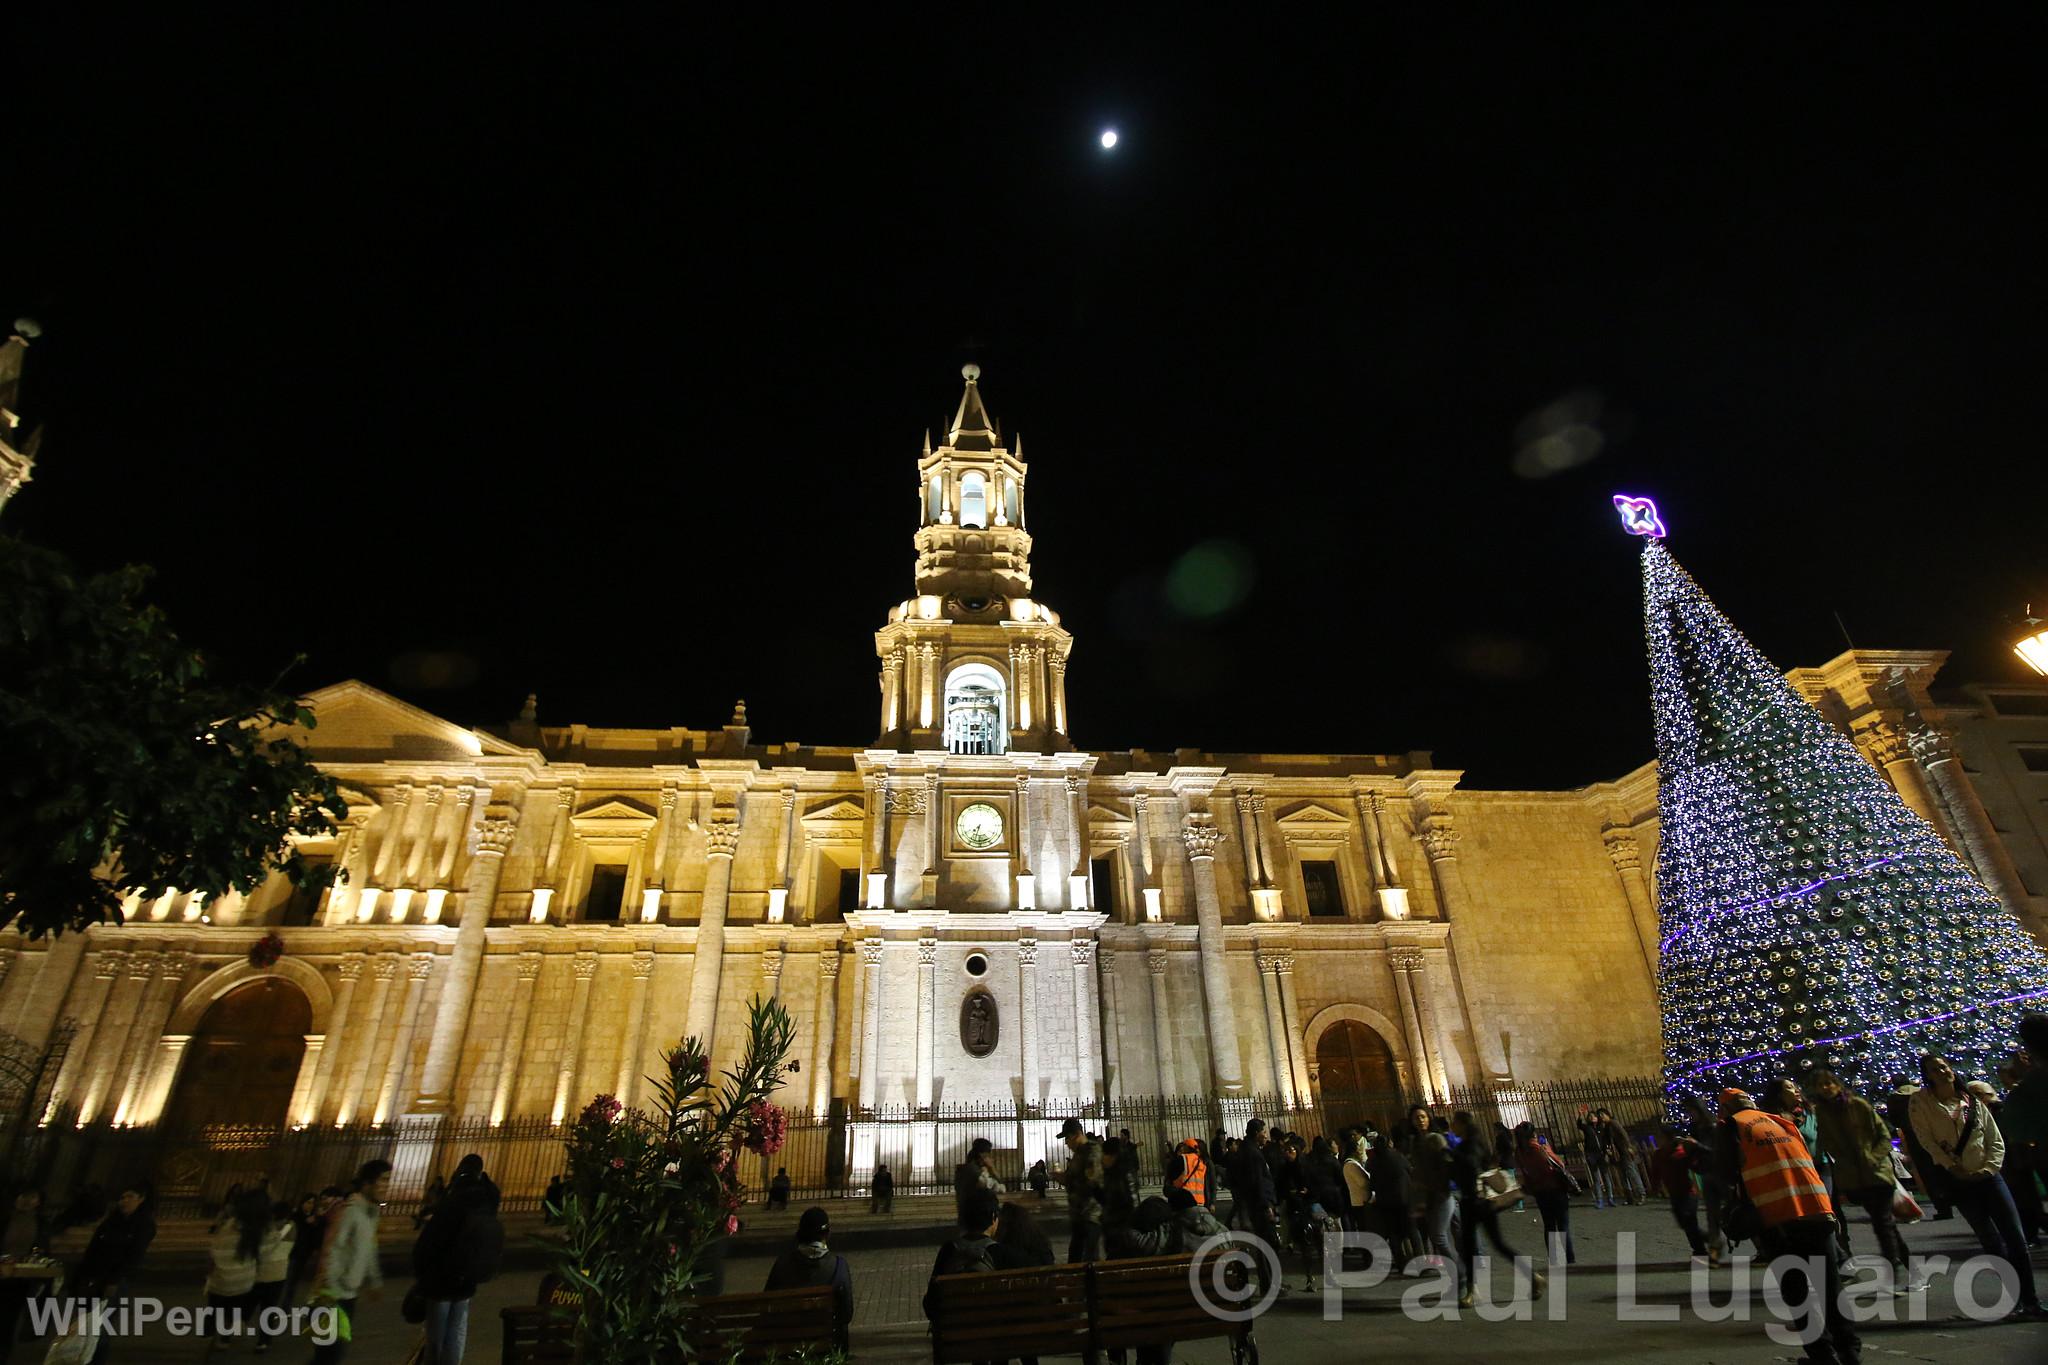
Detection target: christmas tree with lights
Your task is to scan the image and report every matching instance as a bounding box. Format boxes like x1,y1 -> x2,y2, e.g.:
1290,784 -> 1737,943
1616,495 -> 2048,1108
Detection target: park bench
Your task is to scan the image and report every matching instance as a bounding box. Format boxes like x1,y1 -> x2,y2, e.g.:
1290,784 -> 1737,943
927,1255 -> 1258,1365
501,1285 -> 836,1365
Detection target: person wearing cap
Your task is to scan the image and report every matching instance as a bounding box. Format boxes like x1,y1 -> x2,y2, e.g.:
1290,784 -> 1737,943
1717,1088 -> 1862,1363
1058,1118 -> 1106,1263
765,1206 -> 855,1352
1908,1054 -> 2044,1319
955,1138 -> 1002,1223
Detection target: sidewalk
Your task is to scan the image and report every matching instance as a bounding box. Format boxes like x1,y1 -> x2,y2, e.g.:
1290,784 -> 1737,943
46,1197 -> 2048,1361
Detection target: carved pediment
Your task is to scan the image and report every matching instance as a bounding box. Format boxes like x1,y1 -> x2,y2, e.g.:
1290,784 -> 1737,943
571,798 -> 657,832
1275,802 -> 1354,829
801,799 -> 867,826
295,681 -> 526,762
1086,803 -> 1135,827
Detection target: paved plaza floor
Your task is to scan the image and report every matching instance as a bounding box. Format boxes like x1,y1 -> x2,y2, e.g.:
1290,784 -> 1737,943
25,1195 -> 2048,1362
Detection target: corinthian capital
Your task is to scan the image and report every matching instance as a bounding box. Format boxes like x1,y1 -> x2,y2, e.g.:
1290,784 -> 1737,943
473,818 -> 518,858
1858,720 -> 1913,768
1389,947 -> 1425,973
705,818 -> 742,858
1907,725 -> 1955,767
1418,816 -> 1458,862
1601,827 -> 1641,873
1181,811 -> 1224,860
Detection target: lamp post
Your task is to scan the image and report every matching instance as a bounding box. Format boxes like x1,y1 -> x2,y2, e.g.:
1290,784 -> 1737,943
2016,606 -> 2048,678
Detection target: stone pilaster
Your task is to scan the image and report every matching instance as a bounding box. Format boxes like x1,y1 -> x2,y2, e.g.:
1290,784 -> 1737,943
490,953 -> 544,1123
1181,812 -> 1244,1092
335,955 -> 400,1126
303,955 -> 366,1125
1910,725 -> 2035,923
857,938 -> 884,1111
371,785 -> 413,884
1017,935 -> 1039,1103
434,783 -> 477,886
554,952 -> 600,1122
810,952 -> 841,1117
1255,950 -> 1295,1108
1274,952 -> 1312,1101
1388,948 -> 1433,1101
1096,946 -> 1122,1097
1146,950 -> 1177,1095
374,954 -> 434,1125
44,951 -> 122,1121
618,951 -> 656,1107
1069,938 -> 1099,1101
401,784 -> 442,886
761,948 -> 785,1001
1601,826 -> 1662,988
915,936 -> 937,1110
97,950 -> 168,1126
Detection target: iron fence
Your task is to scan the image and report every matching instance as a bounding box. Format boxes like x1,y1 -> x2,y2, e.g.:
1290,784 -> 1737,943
28,1076 -> 1666,1219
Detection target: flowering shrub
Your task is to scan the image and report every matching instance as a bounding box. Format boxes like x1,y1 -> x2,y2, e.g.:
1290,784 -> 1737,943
246,931 -> 285,969
549,996 -> 823,1363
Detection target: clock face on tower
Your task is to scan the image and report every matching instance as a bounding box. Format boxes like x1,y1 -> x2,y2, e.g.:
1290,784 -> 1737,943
955,802 -> 1004,850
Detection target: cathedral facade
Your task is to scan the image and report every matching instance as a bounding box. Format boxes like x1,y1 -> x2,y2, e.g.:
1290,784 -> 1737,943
3,367 -> 2042,1189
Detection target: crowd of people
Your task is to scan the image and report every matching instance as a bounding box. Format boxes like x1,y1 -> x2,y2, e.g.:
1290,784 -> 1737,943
0,1153 -> 504,1364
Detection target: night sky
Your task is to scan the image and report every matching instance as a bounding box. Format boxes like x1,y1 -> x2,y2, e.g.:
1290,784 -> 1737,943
5,12 -> 2039,789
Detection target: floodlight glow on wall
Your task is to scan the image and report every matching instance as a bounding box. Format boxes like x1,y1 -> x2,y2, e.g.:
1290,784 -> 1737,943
766,888 -> 788,923
388,888 -> 413,923
1143,888 -> 1163,922
1016,873 -> 1036,910
1252,888 -> 1284,921
529,888 -> 554,923
355,889 -> 380,923
1069,874 -> 1090,911
182,891 -> 206,922
422,889 -> 448,923
2017,609 -> 2048,677
644,889 -> 666,922
1378,888 -> 1411,921
868,873 -> 887,910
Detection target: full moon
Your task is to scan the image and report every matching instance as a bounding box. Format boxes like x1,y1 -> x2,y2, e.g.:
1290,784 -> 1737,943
1099,129 -> 1118,150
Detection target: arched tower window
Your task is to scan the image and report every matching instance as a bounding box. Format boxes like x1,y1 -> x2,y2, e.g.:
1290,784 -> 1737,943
959,472 -> 988,529
926,475 -> 942,526
944,662 -> 1007,755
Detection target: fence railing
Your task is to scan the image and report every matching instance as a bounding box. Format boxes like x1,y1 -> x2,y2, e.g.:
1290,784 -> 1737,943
25,1076 -> 1666,1220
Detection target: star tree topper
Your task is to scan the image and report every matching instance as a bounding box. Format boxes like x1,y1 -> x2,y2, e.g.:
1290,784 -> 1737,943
1613,493 -> 1668,539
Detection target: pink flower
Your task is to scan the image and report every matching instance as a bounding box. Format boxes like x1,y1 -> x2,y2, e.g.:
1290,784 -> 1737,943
581,1094 -> 623,1126
722,1214 -> 739,1236
742,1101 -> 787,1156
609,1157 -> 625,1171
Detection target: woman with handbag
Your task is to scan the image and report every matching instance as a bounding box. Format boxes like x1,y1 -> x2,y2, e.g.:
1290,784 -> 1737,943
1512,1123 -> 1576,1265
1451,1112 -> 1539,1305
1908,1054 -> 2045,1321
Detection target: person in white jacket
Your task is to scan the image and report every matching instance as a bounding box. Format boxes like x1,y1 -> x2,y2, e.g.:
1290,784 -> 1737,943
313,1160 -> 392,1362
1908,1054 -> 2044,1320
205,1189 -> 272,1346
250,1200 -> 295,1354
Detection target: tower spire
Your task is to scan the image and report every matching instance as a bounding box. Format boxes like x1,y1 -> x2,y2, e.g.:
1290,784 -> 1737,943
948,363 -> 999,450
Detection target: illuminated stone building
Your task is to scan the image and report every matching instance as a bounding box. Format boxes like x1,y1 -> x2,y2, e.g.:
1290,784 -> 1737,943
2,367 -> 2042,1184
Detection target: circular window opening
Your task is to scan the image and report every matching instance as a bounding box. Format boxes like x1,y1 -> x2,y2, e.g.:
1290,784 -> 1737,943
964,952 -> 989,978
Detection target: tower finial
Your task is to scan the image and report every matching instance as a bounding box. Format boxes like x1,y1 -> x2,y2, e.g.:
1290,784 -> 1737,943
962,362 -> 981,383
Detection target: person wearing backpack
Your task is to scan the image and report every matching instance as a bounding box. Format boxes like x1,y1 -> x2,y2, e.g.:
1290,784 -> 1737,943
764,1207 -> 855,1353
922,1186 -> 1028,1318
409,1154 -> 506,1363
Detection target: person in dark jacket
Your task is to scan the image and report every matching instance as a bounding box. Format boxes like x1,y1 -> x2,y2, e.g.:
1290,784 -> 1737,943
0,1186 -> 52,1365
871,1163 -> 895,1215
923,1187 -> 1030,1319
410,1154 -> 505,1365
74,1182 -> 156,1363
767,1168 -> 793,1212
996,1202 -> 1055,1267
1366,1137 -> 1419,1265
764,1207 -> 855,1353
1450,1111 -> 1536,1305
955,1139 -> 1000,1222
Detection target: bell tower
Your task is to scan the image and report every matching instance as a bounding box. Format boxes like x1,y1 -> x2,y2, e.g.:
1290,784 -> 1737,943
876,365 -> 1074,753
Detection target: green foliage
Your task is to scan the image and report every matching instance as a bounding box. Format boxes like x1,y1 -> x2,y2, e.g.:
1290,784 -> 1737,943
0,534 -> 344,937
548,996 -> 804,1363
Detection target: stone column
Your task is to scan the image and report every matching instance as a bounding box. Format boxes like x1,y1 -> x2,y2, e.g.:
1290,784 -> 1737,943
761,949 -> 785,1001
915,936 -> 937,1110
553,952 -> 600,1122
1096,946 -> 1122,1097
882,649 -> 903,733
650,784 -> 680,896
810,952 -> 841,1117
1388,949 -> 1433,1101
1410,955 -> 1456,1097
773,785 -> 797,897
1234,791 -> 1266,890
326,812 -> 374,924
1146,950 -> 1177,1095
44,951 -> 122,1120
1857,721 -> 1949,838
1251,794 -> 1283,899
542,787 -> 576,886
412,814 -> 517,1113
335,955 -> 400,1126
303,955 -> 366,1125
1048,651 -> 1069,735
1018,935 -> 1039,1105
1255,951 -> 1295,1108
1601,827 -> 1663,988
857,939 -> 884,1111
683,815 -> 742,1054
1131,795 -> 1154,901
1413,806 -> 1513,1082
1911,726 -> 2034,921
1273,953 -> 1313,1103
1069,938 -> 1099,1101
1181,812 -> 1244,1093
618,951 -> 656,1106
287,1037 -> 325,1128
91,950 -> 162,1125
1066,775 -> 1089,903
920,641 -> 940,731
374,954 -> 434,1125
1014,775 -> 1034,902
490,953 -> 545,1124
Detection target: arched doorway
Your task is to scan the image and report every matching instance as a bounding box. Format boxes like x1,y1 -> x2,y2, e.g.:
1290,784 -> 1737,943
1315,1020 -> 1401,1133
162,979 -> 311,1132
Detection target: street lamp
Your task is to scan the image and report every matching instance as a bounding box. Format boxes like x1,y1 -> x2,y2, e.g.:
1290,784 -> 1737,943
2016,605 -> 2048,678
